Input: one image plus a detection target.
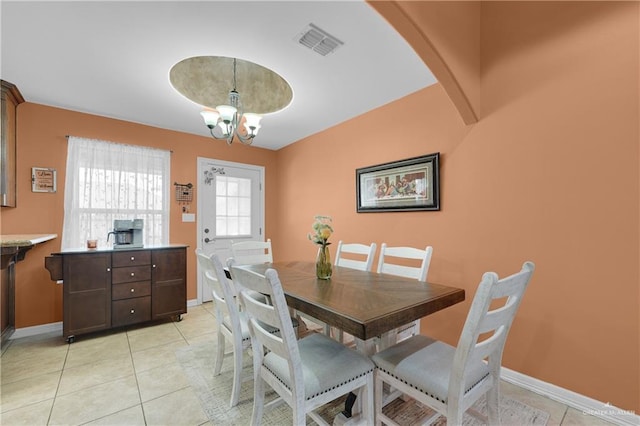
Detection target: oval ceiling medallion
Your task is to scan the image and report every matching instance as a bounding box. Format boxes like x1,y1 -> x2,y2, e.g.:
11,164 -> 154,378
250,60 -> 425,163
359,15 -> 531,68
169,56 -> 293,114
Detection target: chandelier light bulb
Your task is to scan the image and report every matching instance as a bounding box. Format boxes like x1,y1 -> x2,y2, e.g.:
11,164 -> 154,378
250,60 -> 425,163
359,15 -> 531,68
200,109 -> 220,128
243,113 -> 262,136
216,105 -> 237,123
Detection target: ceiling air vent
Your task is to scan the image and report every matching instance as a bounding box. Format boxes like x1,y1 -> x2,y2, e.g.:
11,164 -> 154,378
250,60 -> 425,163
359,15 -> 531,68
295,23 -> 344,56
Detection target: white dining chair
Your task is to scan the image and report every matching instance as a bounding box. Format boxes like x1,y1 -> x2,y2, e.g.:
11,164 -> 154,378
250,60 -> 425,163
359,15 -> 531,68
231,264 -> 375,426
372,261 -> 535,426
335,240 -> 377,272
377,243 -> 433,342
230,238 -> 273,265
332,240 -> 377,343
198,250 -> 277,408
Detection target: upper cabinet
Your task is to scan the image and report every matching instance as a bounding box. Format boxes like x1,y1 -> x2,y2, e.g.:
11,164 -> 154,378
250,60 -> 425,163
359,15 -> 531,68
1,80 -> 25,207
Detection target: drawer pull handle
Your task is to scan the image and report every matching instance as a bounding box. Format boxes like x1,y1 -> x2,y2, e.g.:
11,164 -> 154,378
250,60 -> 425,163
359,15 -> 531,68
131,256 -> 135,261
107,268 -> 111,272
130,272 -> 135,277
130,309 -> 135,314
130,288 -> 135,293
152,264 -> 156,268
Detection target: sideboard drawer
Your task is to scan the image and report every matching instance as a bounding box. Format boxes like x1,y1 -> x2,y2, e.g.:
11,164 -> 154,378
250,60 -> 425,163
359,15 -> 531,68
112,265 -> 151,284
112,281 -> 151,301
112,296 -> 151,327
112,251 -> 151,268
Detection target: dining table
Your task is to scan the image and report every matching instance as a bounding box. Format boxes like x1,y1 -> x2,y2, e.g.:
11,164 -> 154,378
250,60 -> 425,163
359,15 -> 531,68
234,261 -> 465,423
236,261 -> 465,350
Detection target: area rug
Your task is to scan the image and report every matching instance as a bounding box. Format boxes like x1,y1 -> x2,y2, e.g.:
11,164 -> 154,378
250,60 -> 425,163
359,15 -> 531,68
176,340 -> 550,425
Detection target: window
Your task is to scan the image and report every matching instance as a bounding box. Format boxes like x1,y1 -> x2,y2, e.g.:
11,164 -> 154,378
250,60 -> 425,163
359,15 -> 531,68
61,137 -> 170,250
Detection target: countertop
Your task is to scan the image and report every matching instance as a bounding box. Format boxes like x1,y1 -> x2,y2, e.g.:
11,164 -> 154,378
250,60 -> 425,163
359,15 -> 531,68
50,243 -> 188,255
0,234 -> 57,247
0,234 -> 58,268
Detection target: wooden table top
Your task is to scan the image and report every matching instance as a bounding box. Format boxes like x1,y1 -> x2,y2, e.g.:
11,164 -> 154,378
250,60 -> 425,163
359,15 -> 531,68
237,261 -> 465,341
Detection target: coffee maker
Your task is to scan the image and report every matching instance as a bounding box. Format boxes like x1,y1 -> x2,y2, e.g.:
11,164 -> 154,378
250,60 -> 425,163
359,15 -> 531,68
107,219 -> 144,249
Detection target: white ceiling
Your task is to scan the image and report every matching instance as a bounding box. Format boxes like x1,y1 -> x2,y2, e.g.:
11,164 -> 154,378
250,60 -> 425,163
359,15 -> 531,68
1,1 -> 436,150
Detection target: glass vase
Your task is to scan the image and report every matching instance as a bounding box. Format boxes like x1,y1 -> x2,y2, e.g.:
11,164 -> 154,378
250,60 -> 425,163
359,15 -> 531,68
315,245 -> 332,280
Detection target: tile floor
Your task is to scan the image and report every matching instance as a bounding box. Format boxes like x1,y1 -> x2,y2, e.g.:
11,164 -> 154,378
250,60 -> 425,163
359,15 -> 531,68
0,303 -> 618,425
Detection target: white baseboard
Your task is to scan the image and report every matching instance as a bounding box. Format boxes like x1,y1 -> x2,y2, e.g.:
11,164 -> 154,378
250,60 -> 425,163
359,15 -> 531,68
501,367 -> 639,426
11,322 -> 62,339
187,298 -> 199,308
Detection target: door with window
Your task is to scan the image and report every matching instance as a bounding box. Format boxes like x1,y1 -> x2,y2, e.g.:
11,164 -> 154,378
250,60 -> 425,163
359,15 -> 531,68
196,157 -> 264,303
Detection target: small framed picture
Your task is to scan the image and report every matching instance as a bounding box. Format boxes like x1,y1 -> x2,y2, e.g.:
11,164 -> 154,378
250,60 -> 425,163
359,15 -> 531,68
31,167 -> 57,193
356,153 -> 440,212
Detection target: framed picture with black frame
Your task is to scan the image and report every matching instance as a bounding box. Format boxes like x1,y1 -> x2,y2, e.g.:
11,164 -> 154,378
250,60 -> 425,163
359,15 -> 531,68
356,153 -> 440,212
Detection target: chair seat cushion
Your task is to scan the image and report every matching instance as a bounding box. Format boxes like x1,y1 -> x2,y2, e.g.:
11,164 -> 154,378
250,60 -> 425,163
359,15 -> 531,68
263,333 -> 374,400
371,335 -> 490,403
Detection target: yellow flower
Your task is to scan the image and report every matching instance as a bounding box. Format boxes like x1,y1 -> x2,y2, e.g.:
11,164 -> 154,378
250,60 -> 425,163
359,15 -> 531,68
319,227 -> 332,240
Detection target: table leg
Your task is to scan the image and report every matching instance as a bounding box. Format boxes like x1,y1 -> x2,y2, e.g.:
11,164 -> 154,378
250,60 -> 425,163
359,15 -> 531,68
377,328 -> 398,351
337,331 -> 396,423
354,337 -> 378,356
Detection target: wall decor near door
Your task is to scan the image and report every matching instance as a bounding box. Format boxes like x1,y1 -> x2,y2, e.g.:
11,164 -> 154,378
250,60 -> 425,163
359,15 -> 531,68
356,153 -> 440,212
31,167 -> 57,193
174,182 -> 193,202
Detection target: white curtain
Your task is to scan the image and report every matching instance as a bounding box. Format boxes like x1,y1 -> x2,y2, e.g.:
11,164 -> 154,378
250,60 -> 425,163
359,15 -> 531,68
62,137 -> 170,250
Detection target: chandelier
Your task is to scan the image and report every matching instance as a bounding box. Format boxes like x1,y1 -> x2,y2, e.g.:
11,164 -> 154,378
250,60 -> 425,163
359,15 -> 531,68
200,59 -> 261,145
169,56 -> 293,146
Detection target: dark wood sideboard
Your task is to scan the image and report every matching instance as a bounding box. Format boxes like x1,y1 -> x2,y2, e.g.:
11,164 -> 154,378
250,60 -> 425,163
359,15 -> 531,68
45,245 -> 187,343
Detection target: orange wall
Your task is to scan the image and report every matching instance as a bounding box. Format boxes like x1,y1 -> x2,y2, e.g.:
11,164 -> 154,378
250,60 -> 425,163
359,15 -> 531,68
276,1 -> 639,412
1,103 -> 279,329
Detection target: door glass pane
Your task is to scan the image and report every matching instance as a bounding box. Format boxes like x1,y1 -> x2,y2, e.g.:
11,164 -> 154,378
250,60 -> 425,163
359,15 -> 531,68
228,179 -> 239,196
239,217 -> 251,235
227,217 -> 239,235
238,197 -> 250,216
216,178 -> 226,196
228,197 -> 239,216
216,197 -> 227,215
239,179 -> 251,196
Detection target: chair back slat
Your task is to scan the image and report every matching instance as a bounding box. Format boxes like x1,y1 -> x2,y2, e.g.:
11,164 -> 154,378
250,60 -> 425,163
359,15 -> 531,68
470,326 -> 508,363
477,296 -> 521,334
377,243 -> 433,281
335,241 -> 377,272
231,239 -> 273,265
